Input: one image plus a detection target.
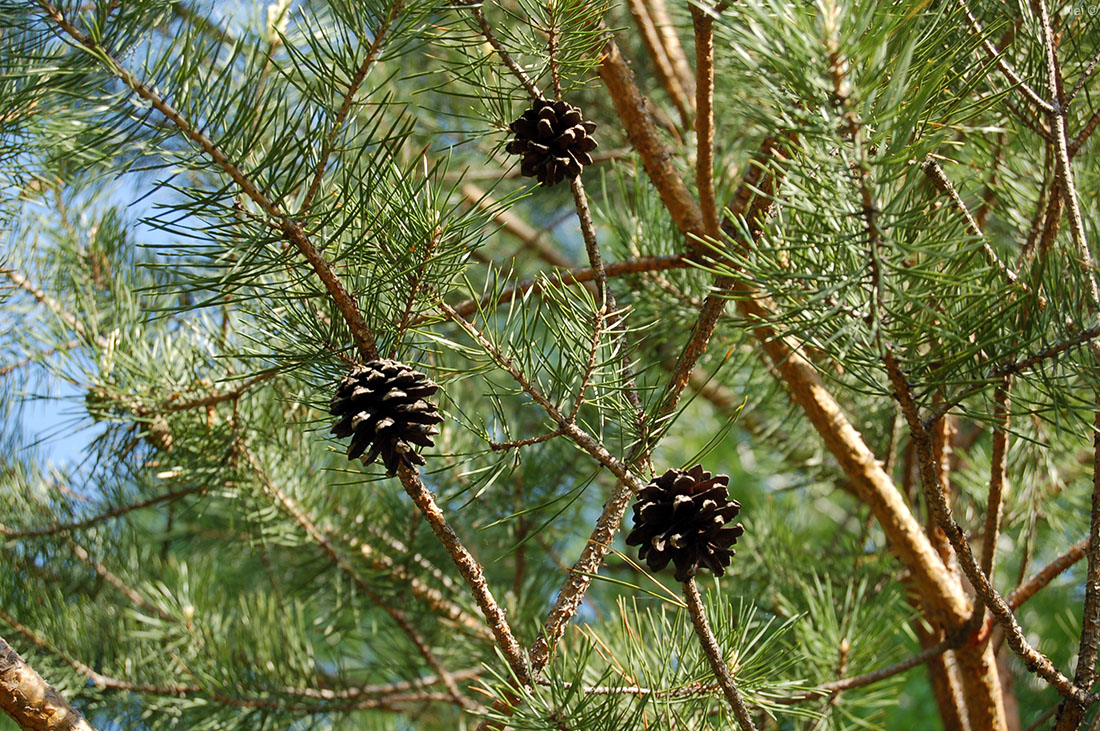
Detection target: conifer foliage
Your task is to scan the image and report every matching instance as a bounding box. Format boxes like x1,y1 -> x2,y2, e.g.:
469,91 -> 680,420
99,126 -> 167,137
2,0 -> 1100,729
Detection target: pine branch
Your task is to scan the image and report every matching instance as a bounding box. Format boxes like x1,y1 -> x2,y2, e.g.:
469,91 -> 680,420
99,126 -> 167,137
302,0 -> 404,211
683,578 -> 757,730
334,527 -> 494,641
0,341 -> 80,378
1037,0 -> 1099,310
955,0 -> 1054,114
1070,107 -> 1100,155
247,450 -> 479,712
436,300 -> 644,490
691,5 -> 718,238
625,0 -> 692,127
0,635 -> 94,731
32,0 -> 380,361
459,183 -> 575,269
1004,536 -> 1089,612
63,538 -> 175,623
465,3 -> 542,99
1,267 -> 106,348
437,254 -> 687,323
0,485 -> 202,539
883,350 -> 1086,705
599,38 -> 706,243
980,376 -> 1012,579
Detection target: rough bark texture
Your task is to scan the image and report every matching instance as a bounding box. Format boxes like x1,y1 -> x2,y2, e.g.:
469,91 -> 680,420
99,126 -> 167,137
0,636 -> 95,731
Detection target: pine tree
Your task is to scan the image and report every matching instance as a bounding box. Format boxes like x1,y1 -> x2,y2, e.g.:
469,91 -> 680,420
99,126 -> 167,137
1,0 -> 1099,728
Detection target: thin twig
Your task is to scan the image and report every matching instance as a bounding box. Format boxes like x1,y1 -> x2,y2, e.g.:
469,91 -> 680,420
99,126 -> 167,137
1004,536 -> 1089,612
1070,107 -> 1100,156
460,183 -> 574,269
1,267 -> 107,348
437,301 -> 644,491
1057,407 -> 1100,729
921,158 -> 1022,287
246,451 -> 478,712
683,578 -> 757,730
883,350 -> 1086,705
1066,47 -> 1100,105
955,0 -> 1055,114
342,535 -> 492,640
981,376 -> 1012,579
489,429 -> 564,451
1037,0 -> 1099,310
34,0 -> 380,360
0,485 -> 202,539
64,538 -> 175,623
0,341 -> 80,378
436,254 -> 687,324
302,0 -> 403,211
467,5 -> 541,99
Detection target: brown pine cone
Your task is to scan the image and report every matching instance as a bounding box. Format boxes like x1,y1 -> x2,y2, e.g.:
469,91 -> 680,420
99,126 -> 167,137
504,98 -> 598,186
625,465 -> 744,582
330,360 -> 442,475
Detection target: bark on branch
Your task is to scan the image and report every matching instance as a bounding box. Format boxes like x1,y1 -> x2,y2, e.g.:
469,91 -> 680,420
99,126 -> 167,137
0,636 -> 95,731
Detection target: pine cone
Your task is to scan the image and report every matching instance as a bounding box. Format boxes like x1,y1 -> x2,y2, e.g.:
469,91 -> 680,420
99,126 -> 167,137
504,98 -> 598,187
625,465 -> 744,582
329,360 -> 443,475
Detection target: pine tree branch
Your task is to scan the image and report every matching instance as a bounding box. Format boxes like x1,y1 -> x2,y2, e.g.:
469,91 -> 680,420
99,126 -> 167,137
246,450 -> 478,712
980,376 -> 1012,579
32,0 -> 380,361
32,6 -> 539,700
0,485 -> 202,540
1057,408 -> 1100,729
2,601 -> 470,714
1037,0 -> 1099,311
1070,107 -> 1100,156
0,635 -> 95,731
883,351 -> 1086,705
336,528 -> 494,641
1,267 -> 106,348
0,341 -> 80,378
436,301 -> 645,491
459,183 -> 575,269
63,538 -> 175,623
283,667 -> 484,700
625,0 -> 692,127
599,38 -> 707,243
922,322 -> 1100,427
393,461 -> 533,688
1004,536 -> 1089,613
954,0 -> 1054,114
437,254 -> 687,323
921,158 -> 1023,288
656,137 -> 782,427
645,0 -> 696,105
691,5 -> 718,238
683,578 -> 757,730
464,4 -> 542,99
1067,47 -> 1100,105
302,0 -> 403,211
